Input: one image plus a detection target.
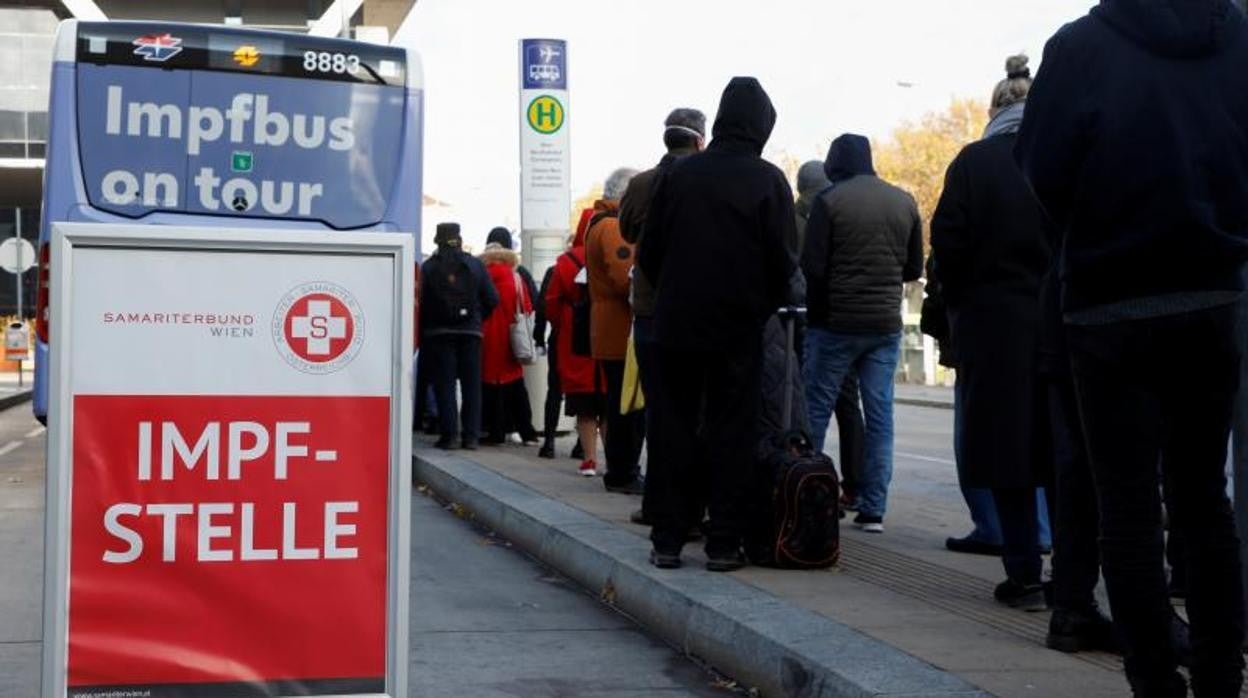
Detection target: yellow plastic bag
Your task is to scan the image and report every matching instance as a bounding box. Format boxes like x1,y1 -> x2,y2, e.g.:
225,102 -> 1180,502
620,331 -> 646,414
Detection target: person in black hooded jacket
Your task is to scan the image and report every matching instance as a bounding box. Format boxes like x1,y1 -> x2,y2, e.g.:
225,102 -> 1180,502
1017,2 -> 1248,695
801,134 -> 923,533
638,77 -> 796,572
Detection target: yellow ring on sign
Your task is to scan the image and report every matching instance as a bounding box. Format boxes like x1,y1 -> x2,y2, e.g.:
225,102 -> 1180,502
527,95 -> 565,135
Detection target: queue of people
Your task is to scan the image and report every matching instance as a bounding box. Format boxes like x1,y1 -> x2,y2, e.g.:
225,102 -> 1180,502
418,1 -> 1248,693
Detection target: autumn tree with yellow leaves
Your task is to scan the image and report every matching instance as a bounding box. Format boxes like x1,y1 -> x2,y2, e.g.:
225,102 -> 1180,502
873,98 -> 989,248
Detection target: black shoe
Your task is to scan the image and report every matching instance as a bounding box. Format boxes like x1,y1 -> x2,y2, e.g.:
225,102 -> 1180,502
538,443 -> 555,459
460,439 -> 479,451
994,579 -> 1049,612
570,441 -> 585,460
606,476 -> 645,496
945,535 -> 1003,556
1047,606 -> 1119,654
481,435 -> 506,446
423,420 -> 440,436
1129,672 -> 1187,698
649,549 -> 681,569
706,550 -> 747,572
630,508 -> 649,525
434,437 -> 457,451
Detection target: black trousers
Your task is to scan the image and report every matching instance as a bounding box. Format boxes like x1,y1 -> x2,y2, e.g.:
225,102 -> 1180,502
601,359 -> 645,487
648,342 -> 761,556
426,334 -> 482,443
635,317 -> 702,525
1068,304 -> 1244,694
483,378 -> 538,442
1048,374 -> 1102,612
543,336 -> 563,443
835,374 -> 866,495
414,346 -> 431,429
993,486 -> 1054,586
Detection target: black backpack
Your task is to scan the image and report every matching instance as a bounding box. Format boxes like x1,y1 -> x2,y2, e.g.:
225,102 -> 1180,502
747,431 -> 841,569
745,307 -> 840,569
428,251 -> 477,326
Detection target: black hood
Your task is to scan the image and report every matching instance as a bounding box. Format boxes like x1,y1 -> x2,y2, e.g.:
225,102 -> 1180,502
824,134 -> 875,183
486,227 -> 513,249
710,77 -> 776,155
1093,0 -> 1242,58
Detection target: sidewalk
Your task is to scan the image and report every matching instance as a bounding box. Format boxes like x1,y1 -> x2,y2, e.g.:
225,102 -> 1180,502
895,383 -> 954,409
413,422 -> 1132,698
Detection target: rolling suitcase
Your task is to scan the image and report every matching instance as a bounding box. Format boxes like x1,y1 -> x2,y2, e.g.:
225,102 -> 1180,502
746,306 -> 841,569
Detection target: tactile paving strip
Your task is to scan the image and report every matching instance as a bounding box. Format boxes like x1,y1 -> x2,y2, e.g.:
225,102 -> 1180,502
838,537 -> 1123,674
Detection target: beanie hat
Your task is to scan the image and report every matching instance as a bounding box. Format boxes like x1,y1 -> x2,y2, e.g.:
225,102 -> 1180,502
664,108 -> 706,139
797,160 -> 831,195
435,222 -> 462,247
486,227 -> 513,250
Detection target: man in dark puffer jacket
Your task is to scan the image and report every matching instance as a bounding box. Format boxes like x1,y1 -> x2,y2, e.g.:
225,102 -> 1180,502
801,134 -> 923,534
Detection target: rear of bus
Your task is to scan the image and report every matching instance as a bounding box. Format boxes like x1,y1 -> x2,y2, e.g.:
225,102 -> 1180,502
34,20 -> 423,423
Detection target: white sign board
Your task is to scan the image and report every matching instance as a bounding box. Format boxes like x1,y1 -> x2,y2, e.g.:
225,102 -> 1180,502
0,237 -> 35,274
42,223 -> 413,698
5,322 -> 28,361
519,38 -> 570,231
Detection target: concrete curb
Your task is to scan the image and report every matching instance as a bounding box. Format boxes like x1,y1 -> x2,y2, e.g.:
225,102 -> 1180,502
894,397 -> 954,411
414,449 -> 989,698
0,390 -> 33,413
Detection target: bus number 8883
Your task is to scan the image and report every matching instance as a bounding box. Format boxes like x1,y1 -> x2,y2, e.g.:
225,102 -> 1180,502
303,51 -> 360,75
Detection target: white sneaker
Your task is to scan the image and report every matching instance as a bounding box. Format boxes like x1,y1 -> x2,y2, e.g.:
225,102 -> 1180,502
854,514 -> 884,533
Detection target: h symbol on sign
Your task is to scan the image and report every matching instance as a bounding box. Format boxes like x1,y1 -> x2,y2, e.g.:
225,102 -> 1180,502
535,102 -> 557,129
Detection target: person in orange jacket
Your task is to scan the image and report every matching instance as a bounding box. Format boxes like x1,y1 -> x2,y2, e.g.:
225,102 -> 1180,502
585,167 -> 644,495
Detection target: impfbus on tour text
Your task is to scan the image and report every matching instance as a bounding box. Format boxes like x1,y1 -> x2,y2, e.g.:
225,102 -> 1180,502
97,86 -> 356,215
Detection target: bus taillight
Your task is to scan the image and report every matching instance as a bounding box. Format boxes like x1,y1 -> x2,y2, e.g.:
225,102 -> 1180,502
35,242 -> 49,343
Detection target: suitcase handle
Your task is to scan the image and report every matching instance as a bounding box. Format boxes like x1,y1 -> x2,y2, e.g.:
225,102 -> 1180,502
778,306 -> 806,431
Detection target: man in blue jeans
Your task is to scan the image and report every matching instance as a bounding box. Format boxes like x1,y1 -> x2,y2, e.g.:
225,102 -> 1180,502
801,134 -> 923,533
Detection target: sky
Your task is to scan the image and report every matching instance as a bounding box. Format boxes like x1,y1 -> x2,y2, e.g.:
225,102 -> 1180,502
393,0 -> 1095,252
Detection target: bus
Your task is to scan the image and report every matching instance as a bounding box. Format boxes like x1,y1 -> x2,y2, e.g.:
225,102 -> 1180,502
34,20 -> 424,423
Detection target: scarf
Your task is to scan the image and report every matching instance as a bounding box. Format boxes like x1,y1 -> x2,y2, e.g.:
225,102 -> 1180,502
983,100 -> 1026,139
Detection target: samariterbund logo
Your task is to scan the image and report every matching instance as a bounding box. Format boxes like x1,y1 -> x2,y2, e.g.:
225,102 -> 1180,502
273,281 -> 365,374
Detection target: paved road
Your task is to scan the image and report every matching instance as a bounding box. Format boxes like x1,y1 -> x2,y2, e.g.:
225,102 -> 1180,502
0,405 -> 737,698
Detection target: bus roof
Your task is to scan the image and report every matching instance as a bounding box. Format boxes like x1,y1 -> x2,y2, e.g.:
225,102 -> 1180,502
54,20 -> 420,90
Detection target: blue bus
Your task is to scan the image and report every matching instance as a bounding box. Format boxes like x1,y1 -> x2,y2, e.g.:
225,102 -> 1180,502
35,20 -> 424,423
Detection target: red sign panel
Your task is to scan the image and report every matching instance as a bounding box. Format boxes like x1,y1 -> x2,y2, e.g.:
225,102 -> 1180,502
67,395 -> 389,696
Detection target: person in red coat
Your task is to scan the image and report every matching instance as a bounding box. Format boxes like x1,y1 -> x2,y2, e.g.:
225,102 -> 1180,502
479,242 -> 539,445
547,209 -> 606,476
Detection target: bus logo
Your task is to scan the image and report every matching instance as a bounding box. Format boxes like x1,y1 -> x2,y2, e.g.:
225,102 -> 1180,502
527,95 -> 565,135
273,282 -> 365,374
132,33 -> 183,62
231,151 -> 254,173
233,45 -> 261,68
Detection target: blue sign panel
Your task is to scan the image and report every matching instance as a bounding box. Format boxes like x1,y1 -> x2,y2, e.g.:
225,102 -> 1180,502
522,39 -> 567,90
75,64 -> 405,229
